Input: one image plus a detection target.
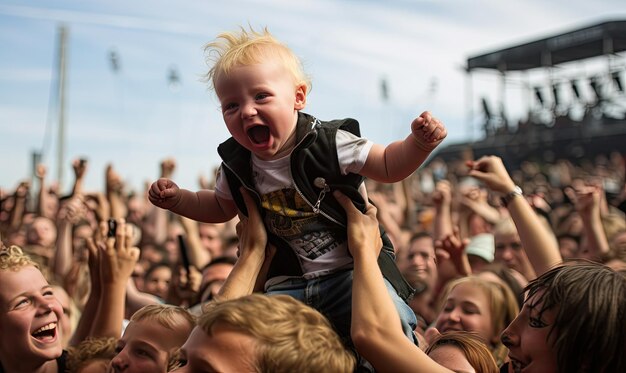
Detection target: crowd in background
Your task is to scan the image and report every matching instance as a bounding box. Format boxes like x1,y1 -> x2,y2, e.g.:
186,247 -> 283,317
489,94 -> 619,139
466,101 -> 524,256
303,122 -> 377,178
1,150 -> 625,372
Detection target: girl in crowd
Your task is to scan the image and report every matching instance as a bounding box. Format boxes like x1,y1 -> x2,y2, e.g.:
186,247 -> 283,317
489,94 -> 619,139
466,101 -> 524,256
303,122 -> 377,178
0,245 -> 66,373
434,276 -> 519,366
501,261 -> 626,373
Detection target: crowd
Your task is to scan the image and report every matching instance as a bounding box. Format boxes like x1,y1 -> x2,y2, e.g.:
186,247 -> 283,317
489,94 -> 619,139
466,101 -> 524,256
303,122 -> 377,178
1,149 -> 624,373
2,25 -> 626,373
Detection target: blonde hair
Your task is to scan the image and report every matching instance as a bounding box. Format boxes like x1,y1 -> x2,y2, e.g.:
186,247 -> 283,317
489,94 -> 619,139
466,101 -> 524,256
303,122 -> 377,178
130,304 -> 196,330
425,331 -> 499,373
438,276 -> 519,366
0,245 -> 39,271
129,304 -> 195,371
200,294 -> 355,373
203,26 -> 311,94
66,337 -> 117,373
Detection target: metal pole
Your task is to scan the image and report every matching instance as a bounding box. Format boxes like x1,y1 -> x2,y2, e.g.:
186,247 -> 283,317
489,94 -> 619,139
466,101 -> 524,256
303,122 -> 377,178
56,25 -> 68,189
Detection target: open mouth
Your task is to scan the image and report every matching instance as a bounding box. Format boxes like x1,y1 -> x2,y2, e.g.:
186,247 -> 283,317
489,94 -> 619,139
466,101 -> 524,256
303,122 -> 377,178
247,125 -> 270,145
31,322 -> 57,342
509,357 -> 526,373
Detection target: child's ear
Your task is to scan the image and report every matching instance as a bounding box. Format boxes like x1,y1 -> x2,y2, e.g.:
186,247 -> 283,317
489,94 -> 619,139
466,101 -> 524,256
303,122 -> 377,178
294,84 -> 307,110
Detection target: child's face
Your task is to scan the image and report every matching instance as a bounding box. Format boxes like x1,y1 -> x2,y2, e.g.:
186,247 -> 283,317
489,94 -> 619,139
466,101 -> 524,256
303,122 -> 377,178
110,318 -> 191,373
435,282 -> 496,345
0,266 -> 63,364
215,60 -> 307,160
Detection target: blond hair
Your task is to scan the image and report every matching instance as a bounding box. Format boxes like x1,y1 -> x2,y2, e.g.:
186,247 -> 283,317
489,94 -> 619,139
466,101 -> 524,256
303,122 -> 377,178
438,276 -> 519,366
203,26 -> 311,94
66,337 -> 117,373
129,304 -> 195,371
0,245 -> 39,271
200,294 -> 355,373
130,304 -> 196,330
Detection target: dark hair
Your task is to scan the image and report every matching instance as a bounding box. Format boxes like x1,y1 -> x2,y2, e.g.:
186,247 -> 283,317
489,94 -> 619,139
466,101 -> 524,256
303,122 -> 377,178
201,255 -> 237,272
409,231 -> 433,243
144,261 -> 171,279
524,261 -> 626,373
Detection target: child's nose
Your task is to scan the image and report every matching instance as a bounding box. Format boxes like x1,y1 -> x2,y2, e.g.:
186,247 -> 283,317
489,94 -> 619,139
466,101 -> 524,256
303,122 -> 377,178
241,102 -> 257,118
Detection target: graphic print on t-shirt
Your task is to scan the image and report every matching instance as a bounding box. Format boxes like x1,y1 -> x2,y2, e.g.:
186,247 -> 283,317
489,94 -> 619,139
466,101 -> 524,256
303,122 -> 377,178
261,188 -> 345,260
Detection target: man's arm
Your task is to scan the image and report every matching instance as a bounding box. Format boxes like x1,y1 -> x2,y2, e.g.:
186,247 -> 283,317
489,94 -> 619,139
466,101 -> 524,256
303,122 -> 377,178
335,191 -> 452,373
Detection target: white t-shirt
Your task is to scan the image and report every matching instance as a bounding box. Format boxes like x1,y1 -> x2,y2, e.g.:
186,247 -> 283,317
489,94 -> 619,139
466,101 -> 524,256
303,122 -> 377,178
215,129 -> 373,278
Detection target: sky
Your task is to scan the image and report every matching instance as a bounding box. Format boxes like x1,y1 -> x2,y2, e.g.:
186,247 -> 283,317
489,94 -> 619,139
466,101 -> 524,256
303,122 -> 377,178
1,0 -> 625,195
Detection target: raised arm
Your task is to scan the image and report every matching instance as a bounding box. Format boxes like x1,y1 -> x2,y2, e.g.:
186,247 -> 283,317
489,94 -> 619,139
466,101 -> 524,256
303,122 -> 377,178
564,184 -> 610,260
70,158 -> 88,197
106,164 -> 127,220
216,188 -> 270,301
432,179 -> 454,241
335,191 -> 452,373
148,178 -> 237,223
360,111 -> 447,183
467,156 -> 562,276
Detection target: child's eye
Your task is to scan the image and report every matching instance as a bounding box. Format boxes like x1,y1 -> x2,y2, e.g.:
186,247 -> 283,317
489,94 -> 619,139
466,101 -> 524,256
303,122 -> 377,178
255,93 -> 269,100
529,317 -> 547,328
135,348 -> 152,358
15,298 -> 31,308
222,103 -> 237,112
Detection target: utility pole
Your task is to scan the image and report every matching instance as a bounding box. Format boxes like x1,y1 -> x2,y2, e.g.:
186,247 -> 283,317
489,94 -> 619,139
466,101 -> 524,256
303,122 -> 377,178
56,25 -> 68,188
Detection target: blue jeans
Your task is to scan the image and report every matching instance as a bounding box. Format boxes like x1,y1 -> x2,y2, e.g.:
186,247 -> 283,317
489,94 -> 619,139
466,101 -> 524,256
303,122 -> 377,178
266,269 -> 418,345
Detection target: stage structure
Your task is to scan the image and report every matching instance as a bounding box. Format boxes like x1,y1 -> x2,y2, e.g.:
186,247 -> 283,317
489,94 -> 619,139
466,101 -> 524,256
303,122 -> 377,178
437,19 -> 626,168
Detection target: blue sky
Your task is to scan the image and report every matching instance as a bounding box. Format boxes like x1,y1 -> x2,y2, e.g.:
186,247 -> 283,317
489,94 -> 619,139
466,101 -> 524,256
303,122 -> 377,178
1,0 -> 625,194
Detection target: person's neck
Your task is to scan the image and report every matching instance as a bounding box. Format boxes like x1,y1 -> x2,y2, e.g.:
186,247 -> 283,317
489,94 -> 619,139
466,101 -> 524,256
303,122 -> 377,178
1,358 -> 58,373
270,122 -> 297,160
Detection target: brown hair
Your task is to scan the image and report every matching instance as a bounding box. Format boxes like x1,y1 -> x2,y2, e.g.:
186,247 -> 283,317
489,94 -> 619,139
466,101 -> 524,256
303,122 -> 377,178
524,261 -> 626,373
425,331 -> 498,373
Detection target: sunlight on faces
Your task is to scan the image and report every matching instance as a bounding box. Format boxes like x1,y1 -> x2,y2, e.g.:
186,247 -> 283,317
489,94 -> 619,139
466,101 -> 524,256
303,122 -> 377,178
0,266 -> 63,364
428,344 -> 476,373
215,59 -> 306,161
501,291 -> 558,373
175,323 -> 258,373
111,318 -> 191,373
435,283 -> 495,345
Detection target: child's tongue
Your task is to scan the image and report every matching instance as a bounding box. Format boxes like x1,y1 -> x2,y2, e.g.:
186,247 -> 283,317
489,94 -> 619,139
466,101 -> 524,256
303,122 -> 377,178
248,126 -> 270,144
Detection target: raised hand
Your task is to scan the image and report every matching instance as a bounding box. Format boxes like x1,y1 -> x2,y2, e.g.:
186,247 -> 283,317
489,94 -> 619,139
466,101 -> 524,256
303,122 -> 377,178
333,190 -> 382,260
160,158 -> 177,179
410,111 -> 447,152
466,156 -> 516,194
148,178 -> 182,209
101,219 -> 140,285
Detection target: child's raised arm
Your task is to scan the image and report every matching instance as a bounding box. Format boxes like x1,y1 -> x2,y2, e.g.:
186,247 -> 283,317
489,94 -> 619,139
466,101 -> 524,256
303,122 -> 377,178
148,178 -> 237,223
360,111 -> 447,183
